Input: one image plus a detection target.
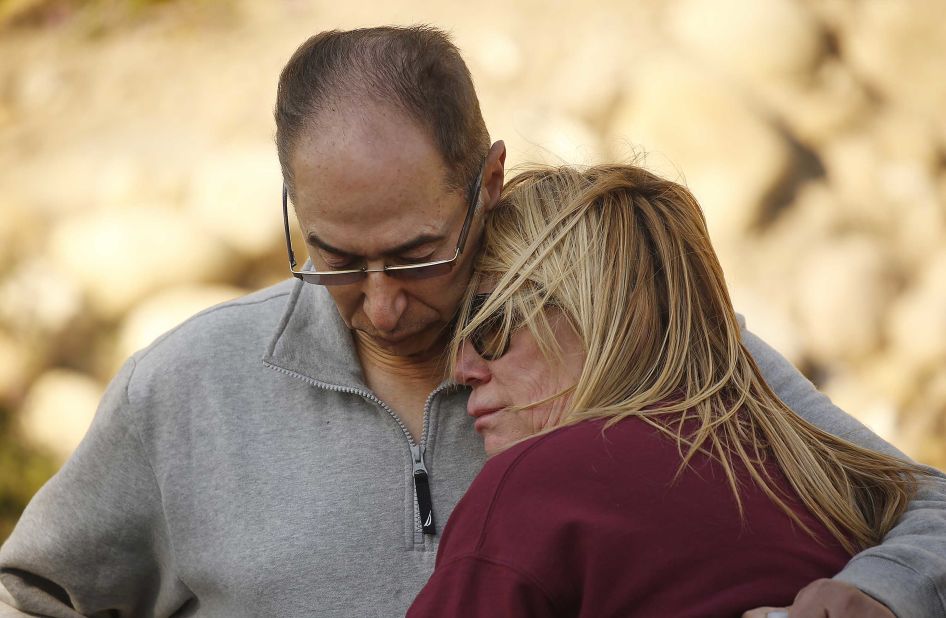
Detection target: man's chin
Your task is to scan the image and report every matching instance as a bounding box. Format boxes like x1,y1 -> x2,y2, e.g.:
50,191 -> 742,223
358,327 -> 447,359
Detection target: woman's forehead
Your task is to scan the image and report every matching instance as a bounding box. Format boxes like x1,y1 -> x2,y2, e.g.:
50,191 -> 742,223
474,275 -> 498,295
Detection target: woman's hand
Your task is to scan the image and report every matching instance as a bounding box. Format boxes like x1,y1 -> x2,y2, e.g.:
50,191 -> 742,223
742,579 -> 894,618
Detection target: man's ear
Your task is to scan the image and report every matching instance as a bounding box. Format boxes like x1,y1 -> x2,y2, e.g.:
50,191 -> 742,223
482,140 -> 506,212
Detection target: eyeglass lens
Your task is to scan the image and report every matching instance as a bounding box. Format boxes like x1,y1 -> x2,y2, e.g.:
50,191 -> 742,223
468,293 -> 511,360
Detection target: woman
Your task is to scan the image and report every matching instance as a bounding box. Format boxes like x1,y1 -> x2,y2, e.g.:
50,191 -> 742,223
407,164 -> 925,617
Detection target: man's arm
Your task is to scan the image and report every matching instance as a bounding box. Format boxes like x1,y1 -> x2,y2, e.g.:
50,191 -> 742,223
742,322 -> 946,618
0,359 -> 193,617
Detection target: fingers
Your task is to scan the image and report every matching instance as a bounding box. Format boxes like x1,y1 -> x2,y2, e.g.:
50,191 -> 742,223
790,578 -> 894,618
743,578 -> 894,618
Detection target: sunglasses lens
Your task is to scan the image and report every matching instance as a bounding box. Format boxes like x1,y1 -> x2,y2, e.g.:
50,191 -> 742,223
467,293 -> 509,360
300,271 -> 366,286
471,322 -> 508,360
389,262 -> 454,280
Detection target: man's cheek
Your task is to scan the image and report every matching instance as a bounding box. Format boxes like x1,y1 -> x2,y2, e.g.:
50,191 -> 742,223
328,293 -> 360,328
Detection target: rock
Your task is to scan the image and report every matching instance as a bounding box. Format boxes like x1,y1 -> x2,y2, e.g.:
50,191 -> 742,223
821,368 -> 901,447
900,370 -> 946,469
869,110 -> 942,172
113,284 -> 245,369
541,18 -> 629,124
0,330 -> 28,406
0,259 -> 85,341
498,107 -> 605,169
794,235 -> 895,363
460,28 -> 524,85
186,146 -> 284,260
892,185 -> 945,271
0,97 -> 12,129
729,284 -> 805,366
760,181 -> 841,257
95,157 -> 148,209
820,111 -> 941,233
887,250 -> 946,375
48,205 -> 237,320
18,369 -> 103,463
11,60 -> 67,111
0,0 -> 46,26
913,425 -> 946,470
820,130 -> 879,220
742,181 -> 842,286
0,199 -> 43,274
7,147 -> 105,219
839,1 -> 946,127
729,182 -> 842,366
8,145 -> 178,222
859,356 -> 919,412
609,51 -> 794,245
665,0 -> 826,85
754,59 -> 870,149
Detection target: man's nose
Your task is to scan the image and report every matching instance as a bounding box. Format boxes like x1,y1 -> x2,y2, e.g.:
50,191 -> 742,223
361,272 -> 408,333
454,340 -> 491,386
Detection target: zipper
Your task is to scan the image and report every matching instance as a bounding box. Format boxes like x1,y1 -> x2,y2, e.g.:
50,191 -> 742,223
410,444 -> 435,535
265,361 -> 450,538
415,382 -> 453,536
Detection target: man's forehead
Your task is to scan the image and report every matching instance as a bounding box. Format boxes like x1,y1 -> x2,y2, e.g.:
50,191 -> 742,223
297,171 -> 458,231
288,103 -> 466,253
292,131 -> 453,212
294,101 -> 449,183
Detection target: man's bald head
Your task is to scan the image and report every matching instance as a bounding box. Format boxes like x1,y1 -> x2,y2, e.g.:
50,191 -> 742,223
274,25 -> 490,199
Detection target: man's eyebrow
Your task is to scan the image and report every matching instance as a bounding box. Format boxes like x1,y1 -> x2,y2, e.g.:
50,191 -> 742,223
306,231 -> 447,256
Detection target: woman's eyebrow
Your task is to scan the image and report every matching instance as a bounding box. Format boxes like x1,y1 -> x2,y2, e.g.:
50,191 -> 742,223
306,231 -> 446,257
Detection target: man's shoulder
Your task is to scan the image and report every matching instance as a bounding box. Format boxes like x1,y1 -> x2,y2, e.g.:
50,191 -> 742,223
140,279 -> 293,355
121,279 -> 297,388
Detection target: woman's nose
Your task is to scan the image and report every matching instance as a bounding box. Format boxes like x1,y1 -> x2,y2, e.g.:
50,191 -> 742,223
453,339 -> 491,386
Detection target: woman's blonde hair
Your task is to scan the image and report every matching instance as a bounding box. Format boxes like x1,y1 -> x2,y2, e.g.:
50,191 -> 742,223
452,163 -> 925,553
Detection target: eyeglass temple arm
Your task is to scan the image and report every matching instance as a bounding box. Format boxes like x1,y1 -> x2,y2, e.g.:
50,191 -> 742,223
456,167 -> 486,255
282,185 -> 298,270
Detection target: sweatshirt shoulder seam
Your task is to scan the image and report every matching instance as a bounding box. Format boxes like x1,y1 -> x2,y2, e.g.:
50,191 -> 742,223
120,355 -> 192,597
135,290 -> 291,364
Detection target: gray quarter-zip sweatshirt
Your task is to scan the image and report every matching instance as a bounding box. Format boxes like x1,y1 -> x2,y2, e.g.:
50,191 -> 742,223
1,278 -> 945,617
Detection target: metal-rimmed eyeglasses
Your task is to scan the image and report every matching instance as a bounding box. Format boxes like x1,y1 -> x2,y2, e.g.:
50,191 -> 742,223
282,165 -> 485,286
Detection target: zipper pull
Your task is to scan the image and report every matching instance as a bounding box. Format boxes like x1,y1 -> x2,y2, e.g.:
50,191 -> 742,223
410,445 -> 436,536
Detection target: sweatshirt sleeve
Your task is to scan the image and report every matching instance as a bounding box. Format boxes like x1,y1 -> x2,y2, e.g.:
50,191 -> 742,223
741,321 -> 946,618
407,554 -> 558,617
0,358 -> 193,617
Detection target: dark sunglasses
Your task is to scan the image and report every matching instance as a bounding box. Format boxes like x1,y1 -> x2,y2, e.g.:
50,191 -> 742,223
465,293 -> 513,361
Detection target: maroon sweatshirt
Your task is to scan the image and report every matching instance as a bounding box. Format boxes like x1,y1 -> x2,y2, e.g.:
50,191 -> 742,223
408,417 -> 852,617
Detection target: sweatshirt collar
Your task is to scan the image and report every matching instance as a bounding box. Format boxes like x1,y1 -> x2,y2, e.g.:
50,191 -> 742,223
263,277 -> 370,391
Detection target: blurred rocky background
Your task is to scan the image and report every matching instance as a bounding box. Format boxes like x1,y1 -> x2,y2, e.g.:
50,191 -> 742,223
0,0 -> 944,540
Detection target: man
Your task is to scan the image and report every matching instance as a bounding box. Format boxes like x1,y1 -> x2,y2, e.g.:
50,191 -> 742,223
2,26 -> 945,617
